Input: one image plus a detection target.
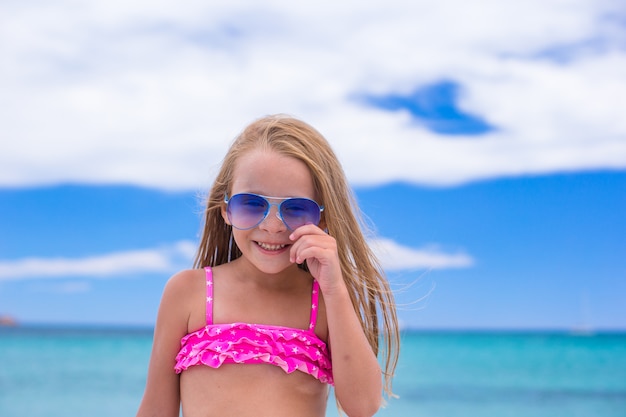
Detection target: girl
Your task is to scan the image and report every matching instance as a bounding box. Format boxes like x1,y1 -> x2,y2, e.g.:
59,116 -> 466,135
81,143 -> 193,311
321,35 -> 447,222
136,115 -> 399,417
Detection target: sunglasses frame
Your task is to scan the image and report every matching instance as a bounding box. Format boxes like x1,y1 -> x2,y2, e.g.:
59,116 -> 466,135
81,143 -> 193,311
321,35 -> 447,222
224,193 -> 324,231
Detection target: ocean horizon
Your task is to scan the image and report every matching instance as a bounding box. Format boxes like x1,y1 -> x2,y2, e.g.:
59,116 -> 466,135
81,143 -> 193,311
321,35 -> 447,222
1,325 -> 625,416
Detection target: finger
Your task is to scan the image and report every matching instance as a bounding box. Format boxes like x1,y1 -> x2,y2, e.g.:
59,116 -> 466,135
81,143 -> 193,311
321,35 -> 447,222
291,236 -> 337,265
289,224 -> 325,241
294,246 -> 326,266
289,235 -> 318,264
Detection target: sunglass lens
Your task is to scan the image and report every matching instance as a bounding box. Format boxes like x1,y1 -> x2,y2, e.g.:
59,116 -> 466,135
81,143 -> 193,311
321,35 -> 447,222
280,198 -> 321,230
228,194 -> 268,229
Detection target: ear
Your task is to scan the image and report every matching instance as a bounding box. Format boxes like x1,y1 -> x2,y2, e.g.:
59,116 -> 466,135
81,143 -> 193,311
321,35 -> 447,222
221,203 -> 231,225
319,215 -> 327,233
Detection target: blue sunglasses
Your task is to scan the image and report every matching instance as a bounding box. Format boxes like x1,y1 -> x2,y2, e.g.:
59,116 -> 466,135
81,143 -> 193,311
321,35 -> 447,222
225,193 -> 324,231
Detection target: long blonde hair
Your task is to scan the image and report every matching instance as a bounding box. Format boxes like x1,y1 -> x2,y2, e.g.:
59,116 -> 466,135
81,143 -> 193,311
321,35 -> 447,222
194,114 -> 399,398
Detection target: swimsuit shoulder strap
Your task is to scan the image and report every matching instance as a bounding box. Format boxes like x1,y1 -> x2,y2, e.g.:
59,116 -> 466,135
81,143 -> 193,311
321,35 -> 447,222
309,279 -> 320,332
205,266 -> 213,325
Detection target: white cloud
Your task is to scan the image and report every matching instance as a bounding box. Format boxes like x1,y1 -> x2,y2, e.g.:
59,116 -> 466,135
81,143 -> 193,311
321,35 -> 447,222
0,241 -> 196,281
31,281 -> 92,294
370,238 -> 474,271
1,0 -> 625,190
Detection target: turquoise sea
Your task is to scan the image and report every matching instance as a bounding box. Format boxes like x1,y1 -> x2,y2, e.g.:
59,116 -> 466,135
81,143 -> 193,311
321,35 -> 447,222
1,327 -> 625,417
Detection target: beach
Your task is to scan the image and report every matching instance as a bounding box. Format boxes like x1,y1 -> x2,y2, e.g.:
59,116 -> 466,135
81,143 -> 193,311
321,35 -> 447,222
1,326 -> 624,416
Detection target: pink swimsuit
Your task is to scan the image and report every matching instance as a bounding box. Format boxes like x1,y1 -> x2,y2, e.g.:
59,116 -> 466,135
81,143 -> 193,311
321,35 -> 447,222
175,267 -> 334,385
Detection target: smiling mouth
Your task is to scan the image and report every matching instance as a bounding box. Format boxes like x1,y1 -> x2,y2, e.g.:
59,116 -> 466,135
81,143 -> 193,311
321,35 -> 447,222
256,242 -> 288,251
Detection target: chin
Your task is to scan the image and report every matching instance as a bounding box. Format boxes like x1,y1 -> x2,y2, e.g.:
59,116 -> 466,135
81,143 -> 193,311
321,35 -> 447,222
250,258 -> 297,275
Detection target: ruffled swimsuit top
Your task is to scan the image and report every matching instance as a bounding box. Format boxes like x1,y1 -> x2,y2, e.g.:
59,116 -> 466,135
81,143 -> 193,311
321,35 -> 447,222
175,267 -> 333,385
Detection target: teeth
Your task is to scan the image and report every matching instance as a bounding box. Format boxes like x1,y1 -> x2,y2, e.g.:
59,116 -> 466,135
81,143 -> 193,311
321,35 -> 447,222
257,242 -> 286,251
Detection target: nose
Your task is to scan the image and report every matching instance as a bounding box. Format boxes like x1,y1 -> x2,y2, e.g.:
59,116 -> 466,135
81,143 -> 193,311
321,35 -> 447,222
259,204 -> 287,232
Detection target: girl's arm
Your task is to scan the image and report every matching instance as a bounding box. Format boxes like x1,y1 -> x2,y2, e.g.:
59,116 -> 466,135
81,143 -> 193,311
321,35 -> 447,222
136,272 -> 192,417
290,226 -> 383,417
323,283 -> 383,417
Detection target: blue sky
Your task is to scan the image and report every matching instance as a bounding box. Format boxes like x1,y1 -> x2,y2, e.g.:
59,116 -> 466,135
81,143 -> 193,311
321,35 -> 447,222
1,0 -> 625,330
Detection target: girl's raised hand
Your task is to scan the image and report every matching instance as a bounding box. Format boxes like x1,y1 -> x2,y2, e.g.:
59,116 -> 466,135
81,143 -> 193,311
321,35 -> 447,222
289,225 -> 344,295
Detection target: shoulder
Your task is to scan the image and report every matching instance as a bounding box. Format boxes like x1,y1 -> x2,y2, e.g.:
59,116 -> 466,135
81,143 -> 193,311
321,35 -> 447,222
166,268 -> 205,290
155,269 -> 206,333
161,269 -> 205,308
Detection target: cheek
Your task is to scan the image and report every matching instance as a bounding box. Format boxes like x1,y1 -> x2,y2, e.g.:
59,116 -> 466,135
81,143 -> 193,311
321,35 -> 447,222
230,229 -> 250,253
